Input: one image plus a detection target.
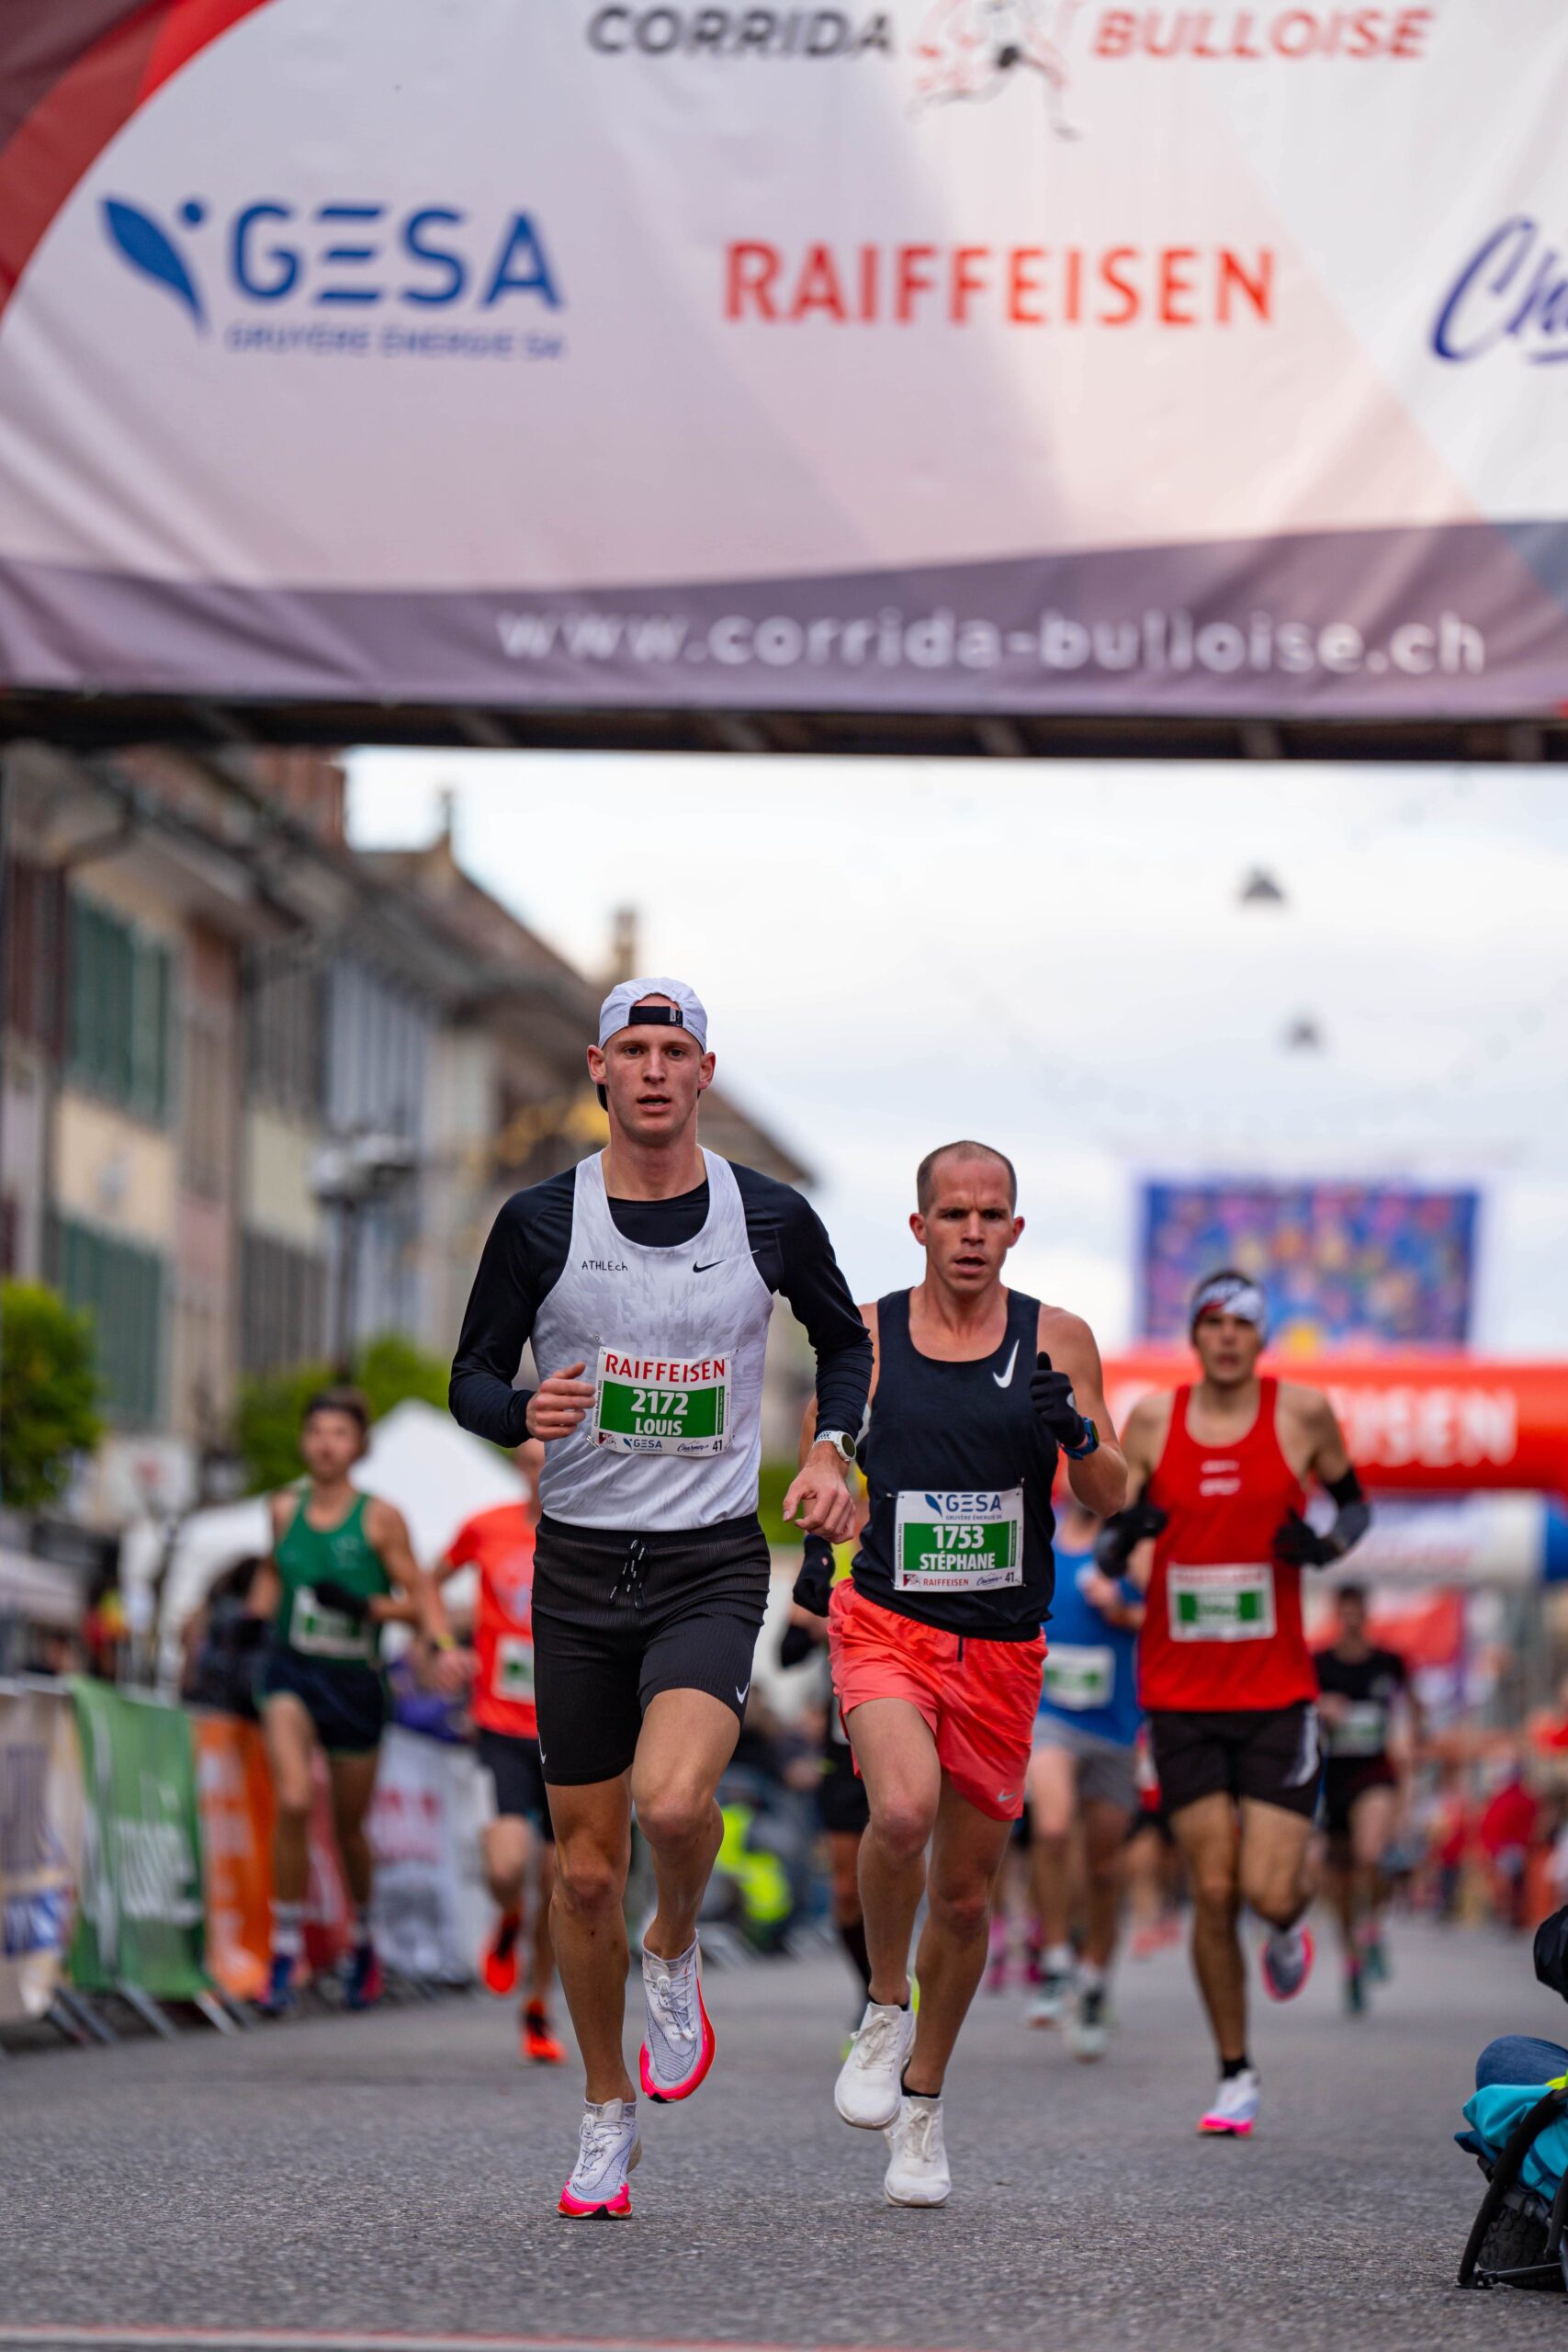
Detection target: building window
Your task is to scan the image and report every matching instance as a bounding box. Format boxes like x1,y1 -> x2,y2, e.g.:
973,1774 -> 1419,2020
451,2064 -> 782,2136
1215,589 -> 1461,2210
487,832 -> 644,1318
244,944 -> 323,1120
240,1231 -> 327,1377
67,896 -> 175,1123
5,858 -> 66,1052
57,1216 -> 164,1426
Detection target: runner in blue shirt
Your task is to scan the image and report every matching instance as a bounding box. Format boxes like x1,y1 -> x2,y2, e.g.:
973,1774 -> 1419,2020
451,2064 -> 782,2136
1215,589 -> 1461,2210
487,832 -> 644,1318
1025,1497 -> 1145,2058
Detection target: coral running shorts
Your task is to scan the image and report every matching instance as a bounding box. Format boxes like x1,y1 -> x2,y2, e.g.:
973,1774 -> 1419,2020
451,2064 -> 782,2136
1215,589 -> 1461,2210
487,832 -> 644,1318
829,1580 -> 1045,1822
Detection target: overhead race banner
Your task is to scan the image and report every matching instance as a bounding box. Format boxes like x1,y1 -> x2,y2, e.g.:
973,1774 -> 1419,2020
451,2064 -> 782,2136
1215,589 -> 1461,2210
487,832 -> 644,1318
69,1679 -> 208,2001
1,2 -> 1567,714
0,1687 -> 84,2024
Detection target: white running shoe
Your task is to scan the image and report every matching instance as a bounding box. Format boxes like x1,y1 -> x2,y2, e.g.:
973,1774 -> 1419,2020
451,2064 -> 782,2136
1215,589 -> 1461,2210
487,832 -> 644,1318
1260,1923 -> 1314,2002
1064,1981 -> 1109,2063
1198,2068 -> 1260,2138
1027,1967 -> 1072,2029
639,1938 -> 716,2103
835,1998 -> 916,2129
558,2098 -> 641,2217
884,2095 -> 951,2206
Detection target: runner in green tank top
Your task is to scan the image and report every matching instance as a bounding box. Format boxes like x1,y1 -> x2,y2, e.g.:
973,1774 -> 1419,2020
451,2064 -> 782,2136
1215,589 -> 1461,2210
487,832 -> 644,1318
250,1385 -> 461,2016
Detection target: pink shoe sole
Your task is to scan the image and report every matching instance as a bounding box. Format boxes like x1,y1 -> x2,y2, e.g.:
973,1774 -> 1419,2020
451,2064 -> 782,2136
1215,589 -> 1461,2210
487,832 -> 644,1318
1198,2116 -> 1255,2138
558,2184 -> 633,2218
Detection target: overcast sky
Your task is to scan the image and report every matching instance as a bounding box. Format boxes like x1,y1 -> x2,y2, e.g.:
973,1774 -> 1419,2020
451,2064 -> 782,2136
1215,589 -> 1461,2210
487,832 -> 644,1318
347,753 -> 1568,1355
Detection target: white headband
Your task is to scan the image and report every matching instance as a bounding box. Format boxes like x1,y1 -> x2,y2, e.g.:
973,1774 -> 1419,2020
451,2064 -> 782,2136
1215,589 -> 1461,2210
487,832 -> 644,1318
1191,1276 -> 1269,1337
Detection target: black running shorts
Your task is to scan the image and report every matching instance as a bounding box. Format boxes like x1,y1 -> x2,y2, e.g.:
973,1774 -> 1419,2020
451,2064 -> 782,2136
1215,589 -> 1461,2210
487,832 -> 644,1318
256,1647 -> 389,1757
818,1737 -> 870,1837
1147,1702 -> 1322,1824
1322,1755 -> 1398,1843
476,1727 -> 555,1839
531,1511 -> 772,1786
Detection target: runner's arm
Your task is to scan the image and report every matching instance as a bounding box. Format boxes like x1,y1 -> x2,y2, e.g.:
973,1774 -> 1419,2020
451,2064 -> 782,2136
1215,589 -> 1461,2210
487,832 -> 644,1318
448,1192 -> 551,1446
1092,1396 -> 1168,1575
1273,1388 -> 1371,1566
1036,1308 -> 1126,1518
367,1499 -> 464,1690
244,1493 -> 290,1619
770,1193 -> 871,1544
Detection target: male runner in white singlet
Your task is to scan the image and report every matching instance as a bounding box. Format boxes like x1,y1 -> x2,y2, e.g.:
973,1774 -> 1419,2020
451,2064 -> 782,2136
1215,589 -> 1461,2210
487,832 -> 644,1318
451,980 -> 871,2218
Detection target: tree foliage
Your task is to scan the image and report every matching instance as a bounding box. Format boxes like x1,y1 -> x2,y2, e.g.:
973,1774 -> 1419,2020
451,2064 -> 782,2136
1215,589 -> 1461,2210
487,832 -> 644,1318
235,1332 -> 453,1494
0,1282 -> 103,1508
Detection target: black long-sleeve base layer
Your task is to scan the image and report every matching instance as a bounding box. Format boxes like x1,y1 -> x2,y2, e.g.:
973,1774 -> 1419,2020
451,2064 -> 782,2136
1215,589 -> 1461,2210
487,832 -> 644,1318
448,1160 -> 872,1452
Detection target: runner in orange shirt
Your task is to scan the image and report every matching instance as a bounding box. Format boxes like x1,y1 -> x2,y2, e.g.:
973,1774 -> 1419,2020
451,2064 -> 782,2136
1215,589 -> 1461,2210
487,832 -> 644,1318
439,1441 -> 564,2064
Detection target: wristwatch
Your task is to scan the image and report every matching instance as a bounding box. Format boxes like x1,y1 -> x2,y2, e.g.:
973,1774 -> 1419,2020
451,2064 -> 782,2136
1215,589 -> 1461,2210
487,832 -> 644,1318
815,1429 -> 857,1465
1062,1419 -> 1100,1462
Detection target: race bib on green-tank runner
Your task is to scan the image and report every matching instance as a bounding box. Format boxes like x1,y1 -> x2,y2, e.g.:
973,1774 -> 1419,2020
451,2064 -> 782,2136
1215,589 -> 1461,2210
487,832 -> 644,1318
1167,1562 -> 1276,1643
894,1488 -> 1023,1593
493,1634 -> 536,1704
289,1585 -> 373,1663
1042,1644 -> 1115,1711
592,1348 -> 731,1457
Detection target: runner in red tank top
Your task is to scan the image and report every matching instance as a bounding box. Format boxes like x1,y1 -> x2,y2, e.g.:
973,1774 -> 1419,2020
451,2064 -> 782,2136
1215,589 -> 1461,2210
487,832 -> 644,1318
436,1441 -> 564,2064
1097,1270 -> 1371,2139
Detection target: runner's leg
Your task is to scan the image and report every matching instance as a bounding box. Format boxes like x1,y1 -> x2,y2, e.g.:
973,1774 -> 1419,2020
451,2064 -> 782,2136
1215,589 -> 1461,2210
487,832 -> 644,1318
1238,1799 -> 1315,1935
630,1688 -> 742,1962
847,1697 -> 942,2005
548,1773 -> 637,2105
1170,1793 -> 1247,2064
1351,1783 -> 1398,1933
327,1747 -> 379,1912
260,1690 -> 317,2002
1080,1794 -> 1130,1972
905,1779 -> 1013,2095
483,1814 -> 530,1918
828,1826 -> 871,1992
530,1841 -> 558,2006
1025,1740 -> 1077,1958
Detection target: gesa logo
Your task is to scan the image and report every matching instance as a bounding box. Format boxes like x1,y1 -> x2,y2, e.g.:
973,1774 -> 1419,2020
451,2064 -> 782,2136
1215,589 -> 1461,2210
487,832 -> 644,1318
99,197 -> 563,332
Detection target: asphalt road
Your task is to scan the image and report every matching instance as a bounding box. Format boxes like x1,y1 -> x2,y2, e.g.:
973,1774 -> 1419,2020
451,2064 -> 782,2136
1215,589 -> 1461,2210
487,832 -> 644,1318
6,1917 -> 1568,2352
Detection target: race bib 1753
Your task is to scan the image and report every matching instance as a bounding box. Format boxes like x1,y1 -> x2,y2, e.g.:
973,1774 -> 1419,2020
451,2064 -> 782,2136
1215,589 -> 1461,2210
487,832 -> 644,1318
894,1488 -> 1024,1593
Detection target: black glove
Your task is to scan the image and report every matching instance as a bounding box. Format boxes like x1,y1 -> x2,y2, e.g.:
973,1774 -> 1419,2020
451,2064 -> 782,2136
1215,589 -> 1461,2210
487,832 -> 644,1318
779,1622 -> 816,1669
791,1532 -> 836,1620
1030,1351 -> 1090,1453
1271,1511 -> 1337,1569
1094,1497 -> 1168,1572
313,1576 -> 370,1622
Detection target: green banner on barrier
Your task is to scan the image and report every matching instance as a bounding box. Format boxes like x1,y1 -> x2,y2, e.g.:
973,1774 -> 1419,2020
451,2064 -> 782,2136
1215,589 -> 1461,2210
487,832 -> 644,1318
68,1679 -> 207,2001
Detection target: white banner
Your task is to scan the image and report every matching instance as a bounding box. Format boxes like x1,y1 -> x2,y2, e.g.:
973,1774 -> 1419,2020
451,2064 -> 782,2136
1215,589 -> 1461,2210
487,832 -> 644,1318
0,1687 -> 84,2025
0,2 -> 1566,713
367,1727 -> 485,1984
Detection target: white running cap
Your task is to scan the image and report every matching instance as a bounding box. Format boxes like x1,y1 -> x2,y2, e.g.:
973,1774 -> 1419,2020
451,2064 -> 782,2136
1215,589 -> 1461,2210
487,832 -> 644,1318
597,977 -> 709,1052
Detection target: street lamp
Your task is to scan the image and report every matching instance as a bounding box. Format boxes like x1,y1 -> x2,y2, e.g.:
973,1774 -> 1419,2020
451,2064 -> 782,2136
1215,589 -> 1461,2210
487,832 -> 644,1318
310,1129 -> 419,1375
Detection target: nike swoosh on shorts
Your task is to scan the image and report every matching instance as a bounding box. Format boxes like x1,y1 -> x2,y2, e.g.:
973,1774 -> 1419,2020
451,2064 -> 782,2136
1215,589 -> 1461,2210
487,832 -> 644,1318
993,1340 -> 1020,1388
735,1682 -> 750,1703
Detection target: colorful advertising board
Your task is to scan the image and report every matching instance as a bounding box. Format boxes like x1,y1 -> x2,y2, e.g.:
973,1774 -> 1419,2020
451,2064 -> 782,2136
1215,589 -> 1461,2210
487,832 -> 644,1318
1138,1180 -> 1479,1350
1,3 -> 1566,712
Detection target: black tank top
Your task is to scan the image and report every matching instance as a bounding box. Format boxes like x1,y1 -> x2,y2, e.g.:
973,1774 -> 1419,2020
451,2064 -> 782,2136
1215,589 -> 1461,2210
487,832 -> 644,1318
852,1288 -> 1057,1641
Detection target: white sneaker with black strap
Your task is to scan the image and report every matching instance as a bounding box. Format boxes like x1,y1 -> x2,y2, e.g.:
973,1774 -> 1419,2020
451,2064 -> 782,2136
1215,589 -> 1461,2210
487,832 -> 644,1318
835,1998 -> 916,2129
884,2094 -> 951,2206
